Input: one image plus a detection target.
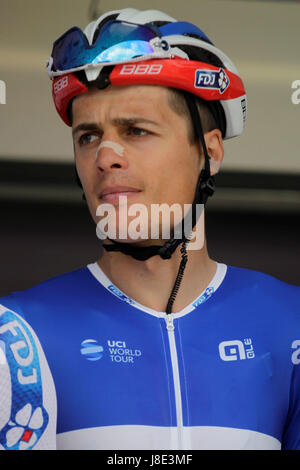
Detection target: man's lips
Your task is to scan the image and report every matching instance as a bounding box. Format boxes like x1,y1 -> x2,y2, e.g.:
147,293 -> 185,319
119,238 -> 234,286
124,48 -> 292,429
99,186 -> 141,203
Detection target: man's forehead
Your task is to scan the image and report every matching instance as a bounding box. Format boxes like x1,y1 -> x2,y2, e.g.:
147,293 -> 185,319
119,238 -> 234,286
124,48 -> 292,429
72,84 -> 171,125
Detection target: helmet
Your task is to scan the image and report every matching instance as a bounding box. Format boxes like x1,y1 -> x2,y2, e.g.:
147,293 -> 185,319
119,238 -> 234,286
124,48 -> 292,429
47,8 -> 247,140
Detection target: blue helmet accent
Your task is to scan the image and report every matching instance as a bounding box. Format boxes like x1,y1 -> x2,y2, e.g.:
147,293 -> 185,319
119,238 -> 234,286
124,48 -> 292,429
160,21 -> 214,45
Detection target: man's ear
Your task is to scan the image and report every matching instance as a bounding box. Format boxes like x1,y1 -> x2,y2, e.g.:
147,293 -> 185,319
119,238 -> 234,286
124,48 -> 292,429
204,129 -> 224,176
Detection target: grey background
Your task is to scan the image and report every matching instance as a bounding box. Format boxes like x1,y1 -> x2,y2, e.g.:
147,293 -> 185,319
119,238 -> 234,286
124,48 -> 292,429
0,0 -> 299,296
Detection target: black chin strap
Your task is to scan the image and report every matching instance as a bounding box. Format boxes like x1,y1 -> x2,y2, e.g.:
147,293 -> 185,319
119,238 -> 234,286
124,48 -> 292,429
103,236 -> 183,261
166,239 -> 189,313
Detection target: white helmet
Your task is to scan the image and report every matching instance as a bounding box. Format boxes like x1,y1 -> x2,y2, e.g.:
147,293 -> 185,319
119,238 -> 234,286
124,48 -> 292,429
48,8 -> 247,139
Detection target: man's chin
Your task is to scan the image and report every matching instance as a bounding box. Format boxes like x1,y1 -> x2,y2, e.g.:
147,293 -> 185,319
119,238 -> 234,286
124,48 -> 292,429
102,237 -> 164,247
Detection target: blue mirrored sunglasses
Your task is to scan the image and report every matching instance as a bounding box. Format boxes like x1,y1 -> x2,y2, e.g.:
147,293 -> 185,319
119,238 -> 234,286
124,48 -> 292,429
50,20 -> 164,72
49,19 -> 213,74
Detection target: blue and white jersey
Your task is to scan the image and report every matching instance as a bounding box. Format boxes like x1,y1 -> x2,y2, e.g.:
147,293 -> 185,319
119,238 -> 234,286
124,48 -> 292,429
1,261 -> 300,450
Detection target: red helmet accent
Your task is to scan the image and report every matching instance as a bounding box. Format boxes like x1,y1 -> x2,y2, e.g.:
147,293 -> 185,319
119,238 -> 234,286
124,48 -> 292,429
52,74 -> 88,126
52,60 -> 245,128
110,59 -> 245,102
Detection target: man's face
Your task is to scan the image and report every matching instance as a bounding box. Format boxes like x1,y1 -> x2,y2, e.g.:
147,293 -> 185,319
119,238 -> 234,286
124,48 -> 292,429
72,84 -> 203,243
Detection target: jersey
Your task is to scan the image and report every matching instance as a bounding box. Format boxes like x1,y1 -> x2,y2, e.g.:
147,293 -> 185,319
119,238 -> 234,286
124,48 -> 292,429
0,261 -> 300,450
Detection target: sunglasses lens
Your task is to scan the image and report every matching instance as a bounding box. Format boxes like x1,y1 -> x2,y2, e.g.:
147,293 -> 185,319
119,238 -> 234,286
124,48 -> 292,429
92,40 -> 154,64
52,28 -> 85,71
51,21 -> 159,72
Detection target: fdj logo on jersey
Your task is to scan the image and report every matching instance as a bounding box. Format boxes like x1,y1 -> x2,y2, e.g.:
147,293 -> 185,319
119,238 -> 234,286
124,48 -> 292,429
195,68 -> 230,94
219,338 -> 255,362
108,284 -> 135,305
0,306 -> 49,450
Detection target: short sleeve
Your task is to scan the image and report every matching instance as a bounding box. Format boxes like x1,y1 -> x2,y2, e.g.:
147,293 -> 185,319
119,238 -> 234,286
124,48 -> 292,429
281,361 -> 300,449
0,303 -> 57,450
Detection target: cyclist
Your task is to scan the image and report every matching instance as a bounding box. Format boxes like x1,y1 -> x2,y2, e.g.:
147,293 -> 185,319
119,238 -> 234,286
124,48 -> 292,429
1,8 -> 299,450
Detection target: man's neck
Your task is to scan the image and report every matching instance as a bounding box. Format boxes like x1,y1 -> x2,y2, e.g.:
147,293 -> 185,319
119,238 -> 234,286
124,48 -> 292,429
97,238 -> 217,314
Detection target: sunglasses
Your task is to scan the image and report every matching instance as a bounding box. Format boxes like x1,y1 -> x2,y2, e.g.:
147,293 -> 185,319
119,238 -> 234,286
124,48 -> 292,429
47,19 -> 213,78
47,20 -> 173,77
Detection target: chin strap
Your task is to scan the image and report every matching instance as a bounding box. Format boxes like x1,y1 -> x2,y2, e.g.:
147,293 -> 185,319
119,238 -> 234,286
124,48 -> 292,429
165,238 -> 189,313
103,236 -> 183,261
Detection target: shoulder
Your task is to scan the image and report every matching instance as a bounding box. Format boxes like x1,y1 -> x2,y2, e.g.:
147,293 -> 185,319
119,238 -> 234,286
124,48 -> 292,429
225,264 -> 299,294
222,264 -> 300,320
0,266 -> 97,322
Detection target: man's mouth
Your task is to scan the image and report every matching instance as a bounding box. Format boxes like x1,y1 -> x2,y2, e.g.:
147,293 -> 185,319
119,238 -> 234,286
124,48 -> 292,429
99,186 -> 141,204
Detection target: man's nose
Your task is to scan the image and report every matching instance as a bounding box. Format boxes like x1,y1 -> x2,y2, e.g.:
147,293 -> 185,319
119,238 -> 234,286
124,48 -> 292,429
95,139 -> 128,172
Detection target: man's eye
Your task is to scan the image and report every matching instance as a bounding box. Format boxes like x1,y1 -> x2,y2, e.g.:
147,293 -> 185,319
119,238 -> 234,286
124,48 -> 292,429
78,133 -> 99,146
127,127 -> 149,137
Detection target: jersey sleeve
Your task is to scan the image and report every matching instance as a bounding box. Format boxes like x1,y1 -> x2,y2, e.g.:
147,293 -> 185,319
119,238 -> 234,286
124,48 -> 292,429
281,359 -> 300,450
0,303 -> 57,450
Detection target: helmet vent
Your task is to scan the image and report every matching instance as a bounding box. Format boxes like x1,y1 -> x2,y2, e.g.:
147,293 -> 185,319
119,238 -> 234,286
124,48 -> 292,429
92,14 -> 119,45
146,21 -> 170,28
183,33 -> 211,45
178,44 -> 224,68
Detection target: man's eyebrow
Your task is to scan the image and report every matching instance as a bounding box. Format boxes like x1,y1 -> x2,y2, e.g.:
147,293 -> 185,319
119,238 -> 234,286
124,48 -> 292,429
72,123 -> 100,138
111,117 -> 160,127
72,117 -> 160,137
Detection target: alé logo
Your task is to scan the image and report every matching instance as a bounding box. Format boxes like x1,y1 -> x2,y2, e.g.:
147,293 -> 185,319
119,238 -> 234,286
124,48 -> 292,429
219,338 -> 255,362
80,338 -> 142,364
219,339 -> 300,364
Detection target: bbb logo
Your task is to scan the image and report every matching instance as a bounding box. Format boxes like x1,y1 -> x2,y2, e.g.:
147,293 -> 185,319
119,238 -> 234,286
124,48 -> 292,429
219,338 -> 255,362
120,64 -> 163,75
195,68 -> 229,94
53,76 -> 68,95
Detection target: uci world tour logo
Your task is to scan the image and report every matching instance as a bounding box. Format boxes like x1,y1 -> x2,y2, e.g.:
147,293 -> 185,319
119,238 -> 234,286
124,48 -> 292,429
80,339 -> 142,364
80,339 -> 104,361
195,68 -> 229,94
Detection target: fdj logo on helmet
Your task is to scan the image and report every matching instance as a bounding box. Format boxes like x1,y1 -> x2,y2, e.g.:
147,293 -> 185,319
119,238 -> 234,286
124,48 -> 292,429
120,64 -> 163,75
195,68 -> 229,94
